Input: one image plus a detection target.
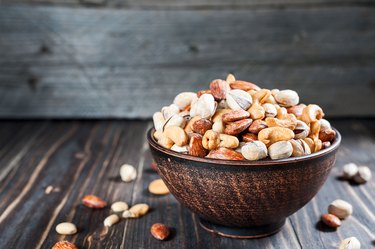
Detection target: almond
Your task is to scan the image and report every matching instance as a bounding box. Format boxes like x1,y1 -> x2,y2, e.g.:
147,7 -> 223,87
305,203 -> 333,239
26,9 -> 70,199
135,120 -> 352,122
242,133 -> 258,142
210,79 -> 230,100
321,213 -> 341,228
287,104 -> 306,118
151,223 -> 170,240
206,147 -> 245,160
192,118 -> 212,135
82,195 -> 107,209
224,118 -> 252,135
229,80 -> 260,91
52,241 -> 78,249
319,129 -> 336,142
248,120 -> 268,134
188,134 -> 208,157
222,109 -> 250,122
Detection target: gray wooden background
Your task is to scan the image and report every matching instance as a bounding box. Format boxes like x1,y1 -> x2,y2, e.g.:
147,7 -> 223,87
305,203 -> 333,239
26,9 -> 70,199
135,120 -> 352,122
0,0 -> 374,118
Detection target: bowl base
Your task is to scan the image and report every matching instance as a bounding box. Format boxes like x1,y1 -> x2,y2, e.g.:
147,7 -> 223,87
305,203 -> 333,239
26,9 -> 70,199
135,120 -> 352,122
199,218 -> 286,239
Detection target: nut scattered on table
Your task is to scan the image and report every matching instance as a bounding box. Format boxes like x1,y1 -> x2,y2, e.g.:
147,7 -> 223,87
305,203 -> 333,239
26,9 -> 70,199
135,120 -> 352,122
104,214 -> 120,227
123,203 -> 150,218
153,74 -> 335,161
353,166 -> 372,184
120,164 -> 137,182
148,179 -> 170,195
82,195 -> 107,209
321,213 -> 341,228
55,222 -> 77,235
328,199 -> 353,219
52,241 -> 78,249
339,237 -> 361,249
111,201 -> 129,213
342,163 -> 359,179
150,223 -> 170,241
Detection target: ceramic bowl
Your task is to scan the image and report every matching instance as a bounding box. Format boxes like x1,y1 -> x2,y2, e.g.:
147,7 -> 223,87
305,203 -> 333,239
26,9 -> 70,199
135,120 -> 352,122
147,128 -> 341,238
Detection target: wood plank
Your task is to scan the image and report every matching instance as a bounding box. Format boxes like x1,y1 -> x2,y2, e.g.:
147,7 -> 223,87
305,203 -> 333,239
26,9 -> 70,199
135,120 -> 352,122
0,119 -> 374,248
0,5 -> 374,118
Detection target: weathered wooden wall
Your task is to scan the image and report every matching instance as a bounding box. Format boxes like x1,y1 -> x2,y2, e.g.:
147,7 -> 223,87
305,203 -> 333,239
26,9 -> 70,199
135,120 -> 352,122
0,2 -> 374,118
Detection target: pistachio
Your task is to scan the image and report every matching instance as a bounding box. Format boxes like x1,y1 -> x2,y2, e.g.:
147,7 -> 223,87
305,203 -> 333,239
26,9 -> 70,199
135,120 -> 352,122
258,127 -> 295,147
319,118 -> 332,132
328,199 -> 353,219
353,166 -> 372,184
342,163 -> 358,179
241,141 -> 268,160
170,144 -> 189,153
153,112 -> 165,131
190,94 -> 216,119
274,90 -> 299,107
226,89 -> 252,110
235,142 -> 246,153
173,92 -> 198,110
226,73 -> 236,83
262,103 -> 277,118
339,237 -> 361,249
268,141 -> 293,159
217,99 -> 230,109
163,114 -> 186,130
287,104 -> 306,118
290,139 -> 310,157
161,104 -> 180,120
294,120 -> 310,139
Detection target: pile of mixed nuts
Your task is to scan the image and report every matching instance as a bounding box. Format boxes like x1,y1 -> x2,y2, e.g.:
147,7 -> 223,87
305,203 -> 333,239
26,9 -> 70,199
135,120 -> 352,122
153,74 -> 336,160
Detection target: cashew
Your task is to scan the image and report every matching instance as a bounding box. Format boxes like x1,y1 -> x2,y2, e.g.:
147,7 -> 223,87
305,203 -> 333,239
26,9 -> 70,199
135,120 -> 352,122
268,141 -> 293,159
157,135 -> 174,149
309,121 -> 321,140
170,144 -> 189,153
265,114 -> 297,130
153,112 -> 165,131
276,107 -> 288,119
241,141 -> 268,160
301,104 -> 324,124
248,101 -> 265,120
226,89 -> 252,110
153,129 -> 163,140
190,94 -> 217,119
294,120 -> 310,139
252,89 -> 271,104
274,90 -> 299,107
202,130 -> 220,150
258,127 -> 295,146
173,92 -> 198,110
162,104 -> 180,120
219,134 -> 239,149
164,126 -> 188,146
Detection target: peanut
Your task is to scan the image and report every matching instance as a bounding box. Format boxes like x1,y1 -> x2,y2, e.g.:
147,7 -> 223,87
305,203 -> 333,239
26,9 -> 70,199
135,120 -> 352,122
55,222 -> 77,235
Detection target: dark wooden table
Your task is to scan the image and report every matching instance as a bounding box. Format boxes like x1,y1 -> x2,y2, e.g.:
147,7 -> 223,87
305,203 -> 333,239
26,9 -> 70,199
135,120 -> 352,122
0,119 -> 374,249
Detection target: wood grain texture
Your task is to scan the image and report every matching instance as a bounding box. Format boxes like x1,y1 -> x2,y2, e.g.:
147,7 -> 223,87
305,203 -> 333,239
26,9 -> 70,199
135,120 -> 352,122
0,119 -> 374,248
0,5 -> 374,118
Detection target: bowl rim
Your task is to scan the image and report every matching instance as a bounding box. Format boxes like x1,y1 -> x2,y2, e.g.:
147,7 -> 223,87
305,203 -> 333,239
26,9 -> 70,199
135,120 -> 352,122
147,127 -> 341,166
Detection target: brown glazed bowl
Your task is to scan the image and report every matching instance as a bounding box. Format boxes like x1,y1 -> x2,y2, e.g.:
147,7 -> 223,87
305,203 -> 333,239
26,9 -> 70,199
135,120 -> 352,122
147,128 -> 341,239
